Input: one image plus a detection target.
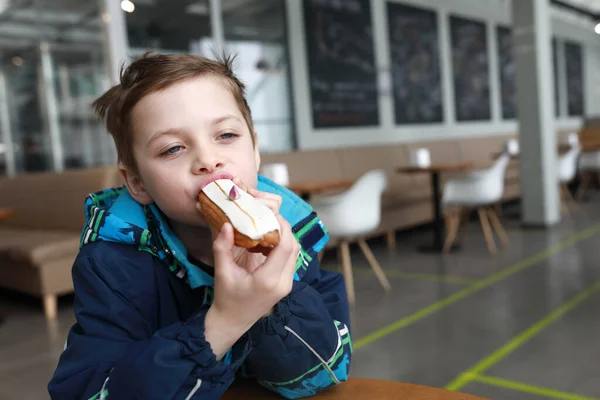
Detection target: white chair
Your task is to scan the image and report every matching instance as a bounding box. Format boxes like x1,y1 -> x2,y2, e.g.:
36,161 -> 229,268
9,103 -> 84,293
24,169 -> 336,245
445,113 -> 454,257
566,132 -> 580,147
558,145 -> 581,214
441,153 -> 511,255
311,169 -> 391,304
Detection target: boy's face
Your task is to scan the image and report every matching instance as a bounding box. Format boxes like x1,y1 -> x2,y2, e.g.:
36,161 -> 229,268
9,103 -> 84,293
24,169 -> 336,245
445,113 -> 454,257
124,76 -> 260,228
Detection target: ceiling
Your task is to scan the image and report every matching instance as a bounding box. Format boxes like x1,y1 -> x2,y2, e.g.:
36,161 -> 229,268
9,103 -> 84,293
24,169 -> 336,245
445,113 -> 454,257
0,0 -> 597,63
554,0 -> 600,15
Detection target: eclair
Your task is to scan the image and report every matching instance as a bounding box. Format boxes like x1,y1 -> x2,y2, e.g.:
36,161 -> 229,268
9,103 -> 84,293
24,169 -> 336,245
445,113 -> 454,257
198,179 -> 280,251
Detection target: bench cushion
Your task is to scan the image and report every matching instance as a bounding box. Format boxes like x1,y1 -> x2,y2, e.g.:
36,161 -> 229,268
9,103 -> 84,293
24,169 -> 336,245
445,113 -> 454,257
0,228 -> 79,265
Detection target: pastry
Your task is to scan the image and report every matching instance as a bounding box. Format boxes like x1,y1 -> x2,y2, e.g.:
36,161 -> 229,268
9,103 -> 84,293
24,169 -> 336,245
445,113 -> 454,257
198,179 -> 280,251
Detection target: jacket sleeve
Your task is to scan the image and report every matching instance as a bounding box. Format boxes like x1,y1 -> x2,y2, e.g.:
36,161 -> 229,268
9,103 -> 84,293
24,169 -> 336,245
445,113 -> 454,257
48,254 -> 251,400
243,254 -> 353,399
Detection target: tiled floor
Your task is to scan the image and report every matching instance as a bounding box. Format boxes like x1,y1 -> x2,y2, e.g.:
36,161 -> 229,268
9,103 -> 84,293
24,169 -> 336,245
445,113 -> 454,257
2,200 -> 600,399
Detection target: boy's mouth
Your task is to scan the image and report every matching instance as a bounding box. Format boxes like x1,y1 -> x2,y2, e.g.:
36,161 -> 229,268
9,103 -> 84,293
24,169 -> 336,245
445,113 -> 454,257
199,172 -> 234,192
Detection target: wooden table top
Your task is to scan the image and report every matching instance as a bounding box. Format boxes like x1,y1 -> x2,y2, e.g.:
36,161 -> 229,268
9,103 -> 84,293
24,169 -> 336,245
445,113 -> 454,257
222,378 -> 487,399
0,209 -> 14,221
397,162 -> 473,174
287,179 -> 354,194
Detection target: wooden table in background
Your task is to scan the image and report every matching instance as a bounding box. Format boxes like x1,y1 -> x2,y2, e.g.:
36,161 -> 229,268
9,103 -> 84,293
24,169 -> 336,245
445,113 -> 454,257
0,209 -> 14,327
287,180 -> 354,200
0,208 -> 14,221
223,378 -> 487,399
397,163 -> 473,253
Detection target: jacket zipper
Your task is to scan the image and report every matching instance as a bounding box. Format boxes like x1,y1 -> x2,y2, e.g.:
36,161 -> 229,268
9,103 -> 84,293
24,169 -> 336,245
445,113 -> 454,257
292,211 -> 317,234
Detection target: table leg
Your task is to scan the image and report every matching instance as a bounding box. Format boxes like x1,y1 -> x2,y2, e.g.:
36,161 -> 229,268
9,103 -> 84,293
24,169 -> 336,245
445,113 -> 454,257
419,172 -> 460,253
432,172 -> 443,249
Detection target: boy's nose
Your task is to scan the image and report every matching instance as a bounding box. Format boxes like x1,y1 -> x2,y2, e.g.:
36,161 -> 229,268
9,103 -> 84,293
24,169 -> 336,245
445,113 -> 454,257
193,156 -> 224,174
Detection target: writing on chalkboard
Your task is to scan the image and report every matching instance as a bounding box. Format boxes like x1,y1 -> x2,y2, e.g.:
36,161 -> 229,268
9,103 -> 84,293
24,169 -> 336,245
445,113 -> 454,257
303,0 -> 379,128
387,3 -> 443,124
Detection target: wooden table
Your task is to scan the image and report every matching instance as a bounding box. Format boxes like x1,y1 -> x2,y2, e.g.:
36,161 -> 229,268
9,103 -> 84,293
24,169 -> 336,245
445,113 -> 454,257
397,163 -> 472,253
223,378 -> 487,399
0,208 -> 14,221
287,180 -> 354,200
0,209 -> 14,327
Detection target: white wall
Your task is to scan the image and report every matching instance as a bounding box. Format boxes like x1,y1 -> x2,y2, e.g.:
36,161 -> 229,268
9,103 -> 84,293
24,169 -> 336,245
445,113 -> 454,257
286,0 -> 600,151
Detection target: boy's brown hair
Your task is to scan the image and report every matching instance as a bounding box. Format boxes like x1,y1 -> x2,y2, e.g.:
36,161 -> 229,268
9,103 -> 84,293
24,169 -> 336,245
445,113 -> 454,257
93,52 -> 255,173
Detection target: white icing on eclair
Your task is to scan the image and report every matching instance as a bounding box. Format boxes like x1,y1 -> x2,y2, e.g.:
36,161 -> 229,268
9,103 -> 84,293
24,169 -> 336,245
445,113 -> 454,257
202,179 -> 280,240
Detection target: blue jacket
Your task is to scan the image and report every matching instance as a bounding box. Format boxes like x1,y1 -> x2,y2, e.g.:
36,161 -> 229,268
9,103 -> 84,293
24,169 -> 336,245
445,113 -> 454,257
48,176 -> 352,400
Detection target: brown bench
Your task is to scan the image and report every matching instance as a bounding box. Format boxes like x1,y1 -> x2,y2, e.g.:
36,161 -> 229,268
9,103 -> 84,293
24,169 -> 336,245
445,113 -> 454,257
0,166 -> 121,319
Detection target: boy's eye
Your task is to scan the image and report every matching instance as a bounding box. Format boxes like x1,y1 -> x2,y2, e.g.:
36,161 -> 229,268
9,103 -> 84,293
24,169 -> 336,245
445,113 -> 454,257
163,145 -> 182,155
218,132 -> 238,141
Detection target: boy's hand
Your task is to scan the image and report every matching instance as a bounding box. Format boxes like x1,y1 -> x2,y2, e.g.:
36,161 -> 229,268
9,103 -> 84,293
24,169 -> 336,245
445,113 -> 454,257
204,213 -> 299,360
232,176 -> 282,216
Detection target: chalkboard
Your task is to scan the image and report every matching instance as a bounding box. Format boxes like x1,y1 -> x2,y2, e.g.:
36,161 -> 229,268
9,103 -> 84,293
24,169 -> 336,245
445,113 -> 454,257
565,41 -> 584,116
450,15 -> 491,121
387,3 -> 442,124
497,26 -> 516,120
302,0 -> 379,128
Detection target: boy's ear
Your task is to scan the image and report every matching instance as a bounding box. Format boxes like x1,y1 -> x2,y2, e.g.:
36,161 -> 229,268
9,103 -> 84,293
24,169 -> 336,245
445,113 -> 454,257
254,131 -> 261,172
119,163 -> 153,205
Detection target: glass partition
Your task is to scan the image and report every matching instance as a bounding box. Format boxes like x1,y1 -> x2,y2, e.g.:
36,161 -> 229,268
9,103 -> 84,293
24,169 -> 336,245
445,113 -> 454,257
223,0 -> 295,153
0,0 -> 110,175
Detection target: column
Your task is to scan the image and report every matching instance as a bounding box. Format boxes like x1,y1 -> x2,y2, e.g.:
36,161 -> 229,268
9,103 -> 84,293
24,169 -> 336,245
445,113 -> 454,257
38,41 -> 64,172
98,0 -> 129,87
98,0 -> 126,165
512,0 -> 560,226
0,70 -> 16,176
210,0 -> 225,55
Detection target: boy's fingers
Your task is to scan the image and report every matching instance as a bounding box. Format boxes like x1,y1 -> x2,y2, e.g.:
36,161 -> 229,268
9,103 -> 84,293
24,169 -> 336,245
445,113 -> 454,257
283,231 -> 300,278
254,215 -> 294,275
212,223 -> 235,277
257,198 -> 281,215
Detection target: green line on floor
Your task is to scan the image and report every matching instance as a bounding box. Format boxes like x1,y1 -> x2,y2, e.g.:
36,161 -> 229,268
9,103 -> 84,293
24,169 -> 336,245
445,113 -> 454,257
353,268 -> 479,285
321,264 -> 479,284
472,374 -> 599,400
354,222 -> 600,351
445,278 -> 600,392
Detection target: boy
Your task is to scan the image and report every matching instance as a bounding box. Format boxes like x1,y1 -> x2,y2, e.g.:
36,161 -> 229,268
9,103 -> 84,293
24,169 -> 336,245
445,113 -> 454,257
47,53 -> 352,400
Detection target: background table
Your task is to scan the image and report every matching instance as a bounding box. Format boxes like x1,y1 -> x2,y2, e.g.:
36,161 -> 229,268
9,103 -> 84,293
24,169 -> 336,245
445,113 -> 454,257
223,378 -> 487,399
397,163 -> 472,253
287,179 -> 354,200
0,209 -> 14,327
0,208 -> 14,221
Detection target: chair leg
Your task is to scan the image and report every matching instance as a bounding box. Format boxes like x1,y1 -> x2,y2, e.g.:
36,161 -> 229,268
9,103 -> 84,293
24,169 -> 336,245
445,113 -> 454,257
358,239 -> 392,292
457,208 -> 471,241
494,202 -> 503,217
576,172 -> 591,201
477,208 -> 497,255
560,184 -> 570,216
443,209 -> 460,253
386,231 -> 396,251
43,294 -> 57,320
561,183 -> 578,214
339,241 -> 355,305
487,208 -> 510,247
